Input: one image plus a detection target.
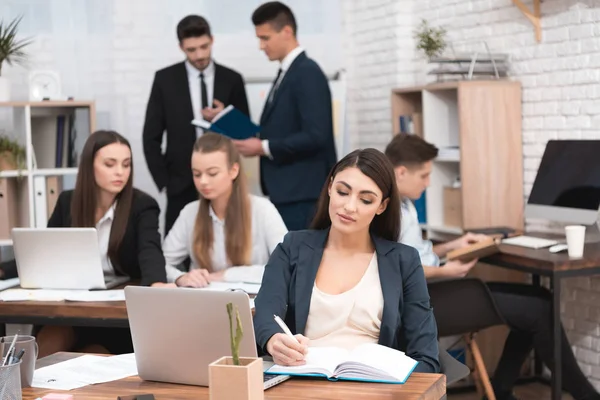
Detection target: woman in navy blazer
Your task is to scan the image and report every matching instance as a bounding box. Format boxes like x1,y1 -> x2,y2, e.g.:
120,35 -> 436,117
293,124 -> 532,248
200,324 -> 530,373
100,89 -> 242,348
253,148 -> 440,373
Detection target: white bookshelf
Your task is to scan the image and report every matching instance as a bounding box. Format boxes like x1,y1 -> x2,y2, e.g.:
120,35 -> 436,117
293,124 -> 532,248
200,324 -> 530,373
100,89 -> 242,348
0,101 -> 95,242
32,168 -> 79,177
0,170 -> 28,178
0,168 -> 78,179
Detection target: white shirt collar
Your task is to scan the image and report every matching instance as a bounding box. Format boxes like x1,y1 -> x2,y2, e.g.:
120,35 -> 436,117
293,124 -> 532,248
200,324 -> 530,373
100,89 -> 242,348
208,204 -> 224,225
97,202 -> 117,226
185,59 -> 216,79
280,46 -> 304,72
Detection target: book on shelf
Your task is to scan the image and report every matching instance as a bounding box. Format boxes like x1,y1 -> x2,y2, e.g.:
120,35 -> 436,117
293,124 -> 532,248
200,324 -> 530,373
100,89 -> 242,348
437,147 -> 460,160
31,114 -> 80,169
397,113 -> 423,136
265,343 -> 418,384
467,226 -> 520,239
45,176 -> 62,217
192,105 -> 260,140
0,178 -> 18,240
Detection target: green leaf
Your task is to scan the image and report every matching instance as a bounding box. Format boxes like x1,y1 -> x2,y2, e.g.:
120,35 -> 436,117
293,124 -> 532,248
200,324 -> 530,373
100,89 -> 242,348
413,19 -> 447,60
0,15 -> 33,75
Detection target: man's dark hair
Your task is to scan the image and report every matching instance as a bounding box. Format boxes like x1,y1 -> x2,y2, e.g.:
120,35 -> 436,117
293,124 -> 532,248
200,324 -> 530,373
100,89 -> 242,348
177,15 -> 211,42
384,133 -> 439,169
252,2 -> 297,35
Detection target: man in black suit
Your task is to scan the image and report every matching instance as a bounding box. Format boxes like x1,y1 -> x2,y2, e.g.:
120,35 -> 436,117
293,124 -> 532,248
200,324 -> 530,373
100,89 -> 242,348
233,2 -> 336,231
143,15 -> 249,234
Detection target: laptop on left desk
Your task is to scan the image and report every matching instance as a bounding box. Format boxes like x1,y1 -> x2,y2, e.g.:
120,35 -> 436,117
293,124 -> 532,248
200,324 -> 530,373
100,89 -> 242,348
11,228 -> 129,290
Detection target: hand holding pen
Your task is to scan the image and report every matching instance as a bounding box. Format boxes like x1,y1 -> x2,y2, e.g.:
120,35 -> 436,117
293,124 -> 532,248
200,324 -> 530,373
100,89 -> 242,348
267,314 -> 310,367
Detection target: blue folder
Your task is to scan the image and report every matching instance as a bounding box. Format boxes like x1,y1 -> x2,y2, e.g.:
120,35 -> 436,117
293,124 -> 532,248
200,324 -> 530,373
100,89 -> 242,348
192,106 -> 260,140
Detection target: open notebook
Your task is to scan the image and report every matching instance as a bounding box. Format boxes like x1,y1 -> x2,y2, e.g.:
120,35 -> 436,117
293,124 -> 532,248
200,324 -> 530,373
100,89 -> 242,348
265,343 -> 418,384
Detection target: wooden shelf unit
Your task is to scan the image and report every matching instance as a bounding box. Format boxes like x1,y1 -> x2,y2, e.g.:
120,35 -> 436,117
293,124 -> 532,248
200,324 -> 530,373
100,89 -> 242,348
391,80 -> 527,375
392,80 -> 524,236
0,101 -> 95,241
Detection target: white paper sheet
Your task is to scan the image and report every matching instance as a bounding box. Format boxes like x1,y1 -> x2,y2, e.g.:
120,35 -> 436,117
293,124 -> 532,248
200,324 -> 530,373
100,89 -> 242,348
202,281 -> 261,294
32,355 -> 105,390
0,278 -> 20,291
76,353 -> 137,384
0,289 -> 125,302
63,290 -> 125,302
32,353 -> 138,390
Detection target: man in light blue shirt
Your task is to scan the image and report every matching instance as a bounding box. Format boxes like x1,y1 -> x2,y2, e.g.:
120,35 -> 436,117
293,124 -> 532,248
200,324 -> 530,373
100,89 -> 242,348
385,133 -> 600,400
390,138 -> 484,277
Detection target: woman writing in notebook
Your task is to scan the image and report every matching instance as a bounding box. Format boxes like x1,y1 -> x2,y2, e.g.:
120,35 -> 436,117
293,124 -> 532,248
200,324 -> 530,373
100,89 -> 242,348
162,132 -> 287,287
253,149 -> 439,373
0,130 -> 169,356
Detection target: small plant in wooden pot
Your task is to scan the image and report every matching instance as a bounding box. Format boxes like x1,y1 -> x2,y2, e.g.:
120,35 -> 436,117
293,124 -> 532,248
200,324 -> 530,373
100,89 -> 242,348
209,302 -> 263,400
0,134 -> 25,173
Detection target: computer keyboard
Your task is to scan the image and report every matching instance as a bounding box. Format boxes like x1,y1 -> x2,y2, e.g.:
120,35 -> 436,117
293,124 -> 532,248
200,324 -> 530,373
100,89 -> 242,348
502,235 -> 559,249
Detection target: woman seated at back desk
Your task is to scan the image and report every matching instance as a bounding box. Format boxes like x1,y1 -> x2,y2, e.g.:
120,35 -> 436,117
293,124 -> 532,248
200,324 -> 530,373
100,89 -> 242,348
163,133 -> 287,287
0,130 -> 169,357
253,148 -> 440,373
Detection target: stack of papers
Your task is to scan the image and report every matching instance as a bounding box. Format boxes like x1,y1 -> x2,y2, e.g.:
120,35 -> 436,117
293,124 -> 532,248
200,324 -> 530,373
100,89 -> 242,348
0,278 -> 20,291
203,281 -> 261,295
32,354 -> 138,390
0,289 -> 125,302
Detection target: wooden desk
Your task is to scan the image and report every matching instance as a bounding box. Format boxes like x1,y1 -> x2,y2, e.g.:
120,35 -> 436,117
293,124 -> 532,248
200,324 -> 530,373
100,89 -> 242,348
23,353 -> 446,400
483,235 -> 600,400
0,283 -> 132,329
0,286 -> 259,330
0,299 -> 128,328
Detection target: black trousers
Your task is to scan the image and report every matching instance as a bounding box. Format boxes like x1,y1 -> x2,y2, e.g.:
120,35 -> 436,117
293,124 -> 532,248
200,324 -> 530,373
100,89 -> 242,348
488,282 -> 599,400
274,200 -> 317,231
165,185 -> 198,236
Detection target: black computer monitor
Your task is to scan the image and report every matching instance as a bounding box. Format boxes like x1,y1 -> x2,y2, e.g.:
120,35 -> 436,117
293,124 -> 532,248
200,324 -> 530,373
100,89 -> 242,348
526,140 -> 600,226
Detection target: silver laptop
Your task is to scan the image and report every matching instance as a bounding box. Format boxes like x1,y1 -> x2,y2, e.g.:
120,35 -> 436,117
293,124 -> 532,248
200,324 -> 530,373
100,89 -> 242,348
125,286 -> 290,390
11,228 -> 130,290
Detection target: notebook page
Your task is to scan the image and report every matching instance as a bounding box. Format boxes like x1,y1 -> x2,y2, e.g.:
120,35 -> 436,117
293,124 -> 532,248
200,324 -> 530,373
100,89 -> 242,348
267,346 -> 348,377
337,343 -> 418,382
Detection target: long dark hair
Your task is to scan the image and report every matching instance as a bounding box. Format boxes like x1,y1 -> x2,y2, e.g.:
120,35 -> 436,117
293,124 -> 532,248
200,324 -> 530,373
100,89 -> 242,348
71,130 -> 134,274
311,148 -> 401,242
192,133 -> 252,271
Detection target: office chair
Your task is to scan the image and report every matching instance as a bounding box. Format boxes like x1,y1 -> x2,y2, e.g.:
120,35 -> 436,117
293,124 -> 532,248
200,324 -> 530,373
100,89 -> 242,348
439,349 -> 471,400
428,278 -> 506,400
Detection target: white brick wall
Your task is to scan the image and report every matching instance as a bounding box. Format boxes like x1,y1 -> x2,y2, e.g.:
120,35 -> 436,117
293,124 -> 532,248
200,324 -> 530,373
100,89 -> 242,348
341,0 -> 418,151
1,0 -> 342,234
342,0 -> 600,388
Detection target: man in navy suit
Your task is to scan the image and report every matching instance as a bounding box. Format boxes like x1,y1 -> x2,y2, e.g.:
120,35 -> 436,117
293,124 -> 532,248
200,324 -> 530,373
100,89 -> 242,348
233,1 -> 337,231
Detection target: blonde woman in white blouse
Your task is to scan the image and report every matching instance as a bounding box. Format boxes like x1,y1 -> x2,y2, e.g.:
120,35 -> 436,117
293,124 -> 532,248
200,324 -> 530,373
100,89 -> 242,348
163,133 -> 288,287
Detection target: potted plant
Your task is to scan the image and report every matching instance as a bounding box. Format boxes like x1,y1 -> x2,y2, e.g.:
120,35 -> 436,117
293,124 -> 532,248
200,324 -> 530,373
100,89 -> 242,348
0,16 -> 33,101
413,19 -> 447,60
209,303 -> 263,400
0,134 -> 26,172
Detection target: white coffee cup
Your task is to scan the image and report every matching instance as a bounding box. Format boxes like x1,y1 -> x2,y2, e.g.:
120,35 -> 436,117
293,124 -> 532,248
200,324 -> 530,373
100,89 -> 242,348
565,225 -> 586,258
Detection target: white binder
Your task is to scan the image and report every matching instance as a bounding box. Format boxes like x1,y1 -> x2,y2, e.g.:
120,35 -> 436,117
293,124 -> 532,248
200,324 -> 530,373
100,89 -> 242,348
33,176 -> 47,228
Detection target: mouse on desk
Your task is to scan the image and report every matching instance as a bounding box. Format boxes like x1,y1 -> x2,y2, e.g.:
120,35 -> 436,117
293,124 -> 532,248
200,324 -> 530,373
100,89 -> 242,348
549,244 -> 569,253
